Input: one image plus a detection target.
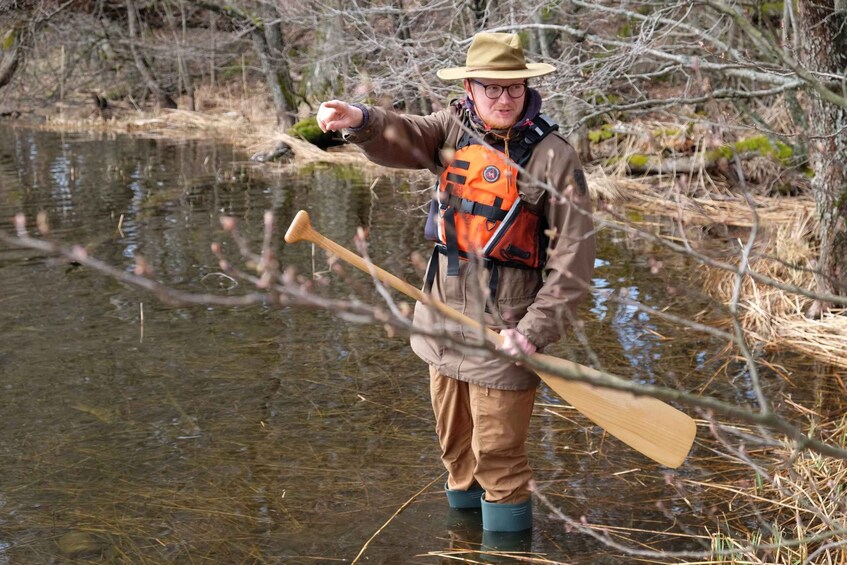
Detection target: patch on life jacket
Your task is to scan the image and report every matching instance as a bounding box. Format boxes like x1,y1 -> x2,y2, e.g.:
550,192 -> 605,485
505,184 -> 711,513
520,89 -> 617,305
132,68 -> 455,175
572,169 -> 588,196
483,165 -> 500,183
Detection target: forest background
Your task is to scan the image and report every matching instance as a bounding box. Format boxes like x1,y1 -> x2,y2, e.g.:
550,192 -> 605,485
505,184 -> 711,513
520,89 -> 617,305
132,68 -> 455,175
1,0 -> 847,563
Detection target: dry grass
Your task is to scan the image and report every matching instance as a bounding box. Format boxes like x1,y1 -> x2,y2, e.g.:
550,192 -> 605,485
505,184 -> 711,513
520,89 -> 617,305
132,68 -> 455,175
773,313 -> 847,369
584,168 -> 632,203
678,414 -> 847,565
701,208 -> 818,335
591,166 -> 816,228
591,165 -> 843,371
698,205 -> 847,370
33,81 -> 374,171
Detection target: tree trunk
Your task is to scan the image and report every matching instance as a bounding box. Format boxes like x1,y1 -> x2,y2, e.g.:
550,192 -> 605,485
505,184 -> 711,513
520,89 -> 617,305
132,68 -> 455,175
1,2 -> 72,93
798,0 -> 847,300
393,0 -> 427,115
251,28 -> 289,127
167,0 -> 194,110
248,6 -> 297,128
264,17 -> 297,125
469,0 -> 492,30
0,31 -> 22,89
532,9 -> 550,59
186,0 -> 295,123
125,0 -> 176,109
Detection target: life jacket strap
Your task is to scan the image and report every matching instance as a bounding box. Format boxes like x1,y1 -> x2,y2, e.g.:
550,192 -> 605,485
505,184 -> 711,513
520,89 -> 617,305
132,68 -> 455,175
442,207 -> 461,276
523,114 -> 558,145
486,263 -> 499,314
424,245 -> 502,314
424,245 -> 439,294
446,195 -> 508,222
455,113 -> 559,167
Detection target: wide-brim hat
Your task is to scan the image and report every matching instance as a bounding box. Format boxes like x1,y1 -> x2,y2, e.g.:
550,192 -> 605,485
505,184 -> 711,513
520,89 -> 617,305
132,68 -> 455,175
436,32 -> 556,80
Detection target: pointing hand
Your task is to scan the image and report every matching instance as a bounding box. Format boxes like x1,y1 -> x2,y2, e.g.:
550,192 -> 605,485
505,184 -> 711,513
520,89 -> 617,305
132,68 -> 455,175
316,100 -> 364,132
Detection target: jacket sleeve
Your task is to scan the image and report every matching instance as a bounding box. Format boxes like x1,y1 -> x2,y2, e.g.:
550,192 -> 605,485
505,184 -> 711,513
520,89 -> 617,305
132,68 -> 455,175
517,136 -> 596,350
342,105 -> 455,173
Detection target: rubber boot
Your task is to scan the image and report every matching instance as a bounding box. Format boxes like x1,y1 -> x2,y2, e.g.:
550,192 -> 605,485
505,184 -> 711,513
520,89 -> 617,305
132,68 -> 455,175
445,482 -> 485,509
480,496 -> 532,532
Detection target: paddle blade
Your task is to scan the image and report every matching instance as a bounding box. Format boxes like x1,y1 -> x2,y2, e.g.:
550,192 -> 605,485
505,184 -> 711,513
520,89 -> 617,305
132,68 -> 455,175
537,368 -> 696,468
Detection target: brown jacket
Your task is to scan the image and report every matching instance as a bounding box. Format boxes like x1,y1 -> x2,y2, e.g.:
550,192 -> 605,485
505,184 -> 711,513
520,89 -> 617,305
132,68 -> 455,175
345,103 -> 596,390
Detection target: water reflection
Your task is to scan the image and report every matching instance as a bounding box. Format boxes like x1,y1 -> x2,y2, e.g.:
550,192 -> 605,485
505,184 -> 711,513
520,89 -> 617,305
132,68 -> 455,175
2,125 -> 828,564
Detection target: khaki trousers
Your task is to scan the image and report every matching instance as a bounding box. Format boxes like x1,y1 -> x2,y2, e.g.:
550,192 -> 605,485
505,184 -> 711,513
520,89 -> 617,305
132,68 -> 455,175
429,366 -> 536,504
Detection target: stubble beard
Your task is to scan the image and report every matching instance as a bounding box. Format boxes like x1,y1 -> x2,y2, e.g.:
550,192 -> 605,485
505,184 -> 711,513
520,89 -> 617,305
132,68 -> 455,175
482,108 -> 519,130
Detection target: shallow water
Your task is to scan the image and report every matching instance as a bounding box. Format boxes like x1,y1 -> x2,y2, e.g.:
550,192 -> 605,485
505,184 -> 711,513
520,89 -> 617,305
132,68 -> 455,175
0,125 -> 838,564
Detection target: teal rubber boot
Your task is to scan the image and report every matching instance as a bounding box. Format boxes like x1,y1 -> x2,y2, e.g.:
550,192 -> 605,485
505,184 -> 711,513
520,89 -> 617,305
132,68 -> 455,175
480,496 -> 532,532
445,483 -> 485,509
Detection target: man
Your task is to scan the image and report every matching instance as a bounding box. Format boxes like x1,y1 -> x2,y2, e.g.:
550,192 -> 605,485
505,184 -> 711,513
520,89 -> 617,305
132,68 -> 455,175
316,32 -> 595,534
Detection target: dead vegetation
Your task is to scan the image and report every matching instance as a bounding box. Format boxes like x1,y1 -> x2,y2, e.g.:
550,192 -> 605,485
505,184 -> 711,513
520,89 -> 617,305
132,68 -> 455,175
586,162 -> 847,371
687,411 -> 847,565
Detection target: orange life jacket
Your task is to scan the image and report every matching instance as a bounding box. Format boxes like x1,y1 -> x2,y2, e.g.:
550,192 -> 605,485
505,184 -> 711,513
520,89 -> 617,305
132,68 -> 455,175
431,114 -> 558,279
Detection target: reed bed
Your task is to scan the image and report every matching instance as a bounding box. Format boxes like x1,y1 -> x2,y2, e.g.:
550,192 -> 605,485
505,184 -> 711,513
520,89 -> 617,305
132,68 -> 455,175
698,204 -> 847,370
677,413 -> 847,565
518,407 -> 847,564
772,312 -> 847,370
589,165 -> 844,371
701,208 -> 817,334
590,168 -> 816,228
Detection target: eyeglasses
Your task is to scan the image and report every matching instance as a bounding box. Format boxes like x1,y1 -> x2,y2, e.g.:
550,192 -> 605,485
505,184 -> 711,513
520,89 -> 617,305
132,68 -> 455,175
470,80 -> 527,99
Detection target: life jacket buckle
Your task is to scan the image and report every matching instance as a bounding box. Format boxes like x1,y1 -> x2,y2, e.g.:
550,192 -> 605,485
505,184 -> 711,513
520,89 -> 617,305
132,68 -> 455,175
459,199 -> 475,214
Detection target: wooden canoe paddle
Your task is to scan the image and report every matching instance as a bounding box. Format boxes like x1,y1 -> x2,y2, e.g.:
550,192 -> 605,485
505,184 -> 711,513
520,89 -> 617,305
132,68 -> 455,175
284,210 -> 696,468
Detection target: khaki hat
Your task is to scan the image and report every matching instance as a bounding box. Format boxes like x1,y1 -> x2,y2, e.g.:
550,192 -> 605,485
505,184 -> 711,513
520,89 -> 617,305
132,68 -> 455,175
436,32 -> 556,80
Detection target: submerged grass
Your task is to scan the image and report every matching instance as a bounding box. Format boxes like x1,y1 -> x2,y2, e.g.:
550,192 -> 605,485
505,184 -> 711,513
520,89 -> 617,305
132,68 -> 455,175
524,405 -> 847,564
682,413 -> 847,564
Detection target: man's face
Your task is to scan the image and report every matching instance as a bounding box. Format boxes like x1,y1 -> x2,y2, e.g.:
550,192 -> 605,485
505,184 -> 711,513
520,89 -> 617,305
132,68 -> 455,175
464,78 -> 527,129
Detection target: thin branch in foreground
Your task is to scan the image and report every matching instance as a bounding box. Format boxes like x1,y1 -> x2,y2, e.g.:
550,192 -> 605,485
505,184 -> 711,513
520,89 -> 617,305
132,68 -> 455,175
533,486 -> 847,561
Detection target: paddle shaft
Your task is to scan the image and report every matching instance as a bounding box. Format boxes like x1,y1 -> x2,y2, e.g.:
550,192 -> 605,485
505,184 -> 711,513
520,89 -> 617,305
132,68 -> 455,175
284,210 -> 696,468
286,212 -> 503,343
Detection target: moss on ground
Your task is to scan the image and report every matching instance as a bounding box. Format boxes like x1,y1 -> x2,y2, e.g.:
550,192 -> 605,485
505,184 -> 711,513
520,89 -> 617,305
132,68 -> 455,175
627,153 -> 650,168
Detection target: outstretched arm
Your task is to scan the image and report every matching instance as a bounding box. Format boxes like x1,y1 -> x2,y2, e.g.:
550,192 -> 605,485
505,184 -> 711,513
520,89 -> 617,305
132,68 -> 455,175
323,102 -> 455,173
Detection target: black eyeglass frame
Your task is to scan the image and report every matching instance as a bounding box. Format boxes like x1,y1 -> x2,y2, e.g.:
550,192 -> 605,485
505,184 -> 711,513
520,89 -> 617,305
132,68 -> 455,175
469,79 -> 528,99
